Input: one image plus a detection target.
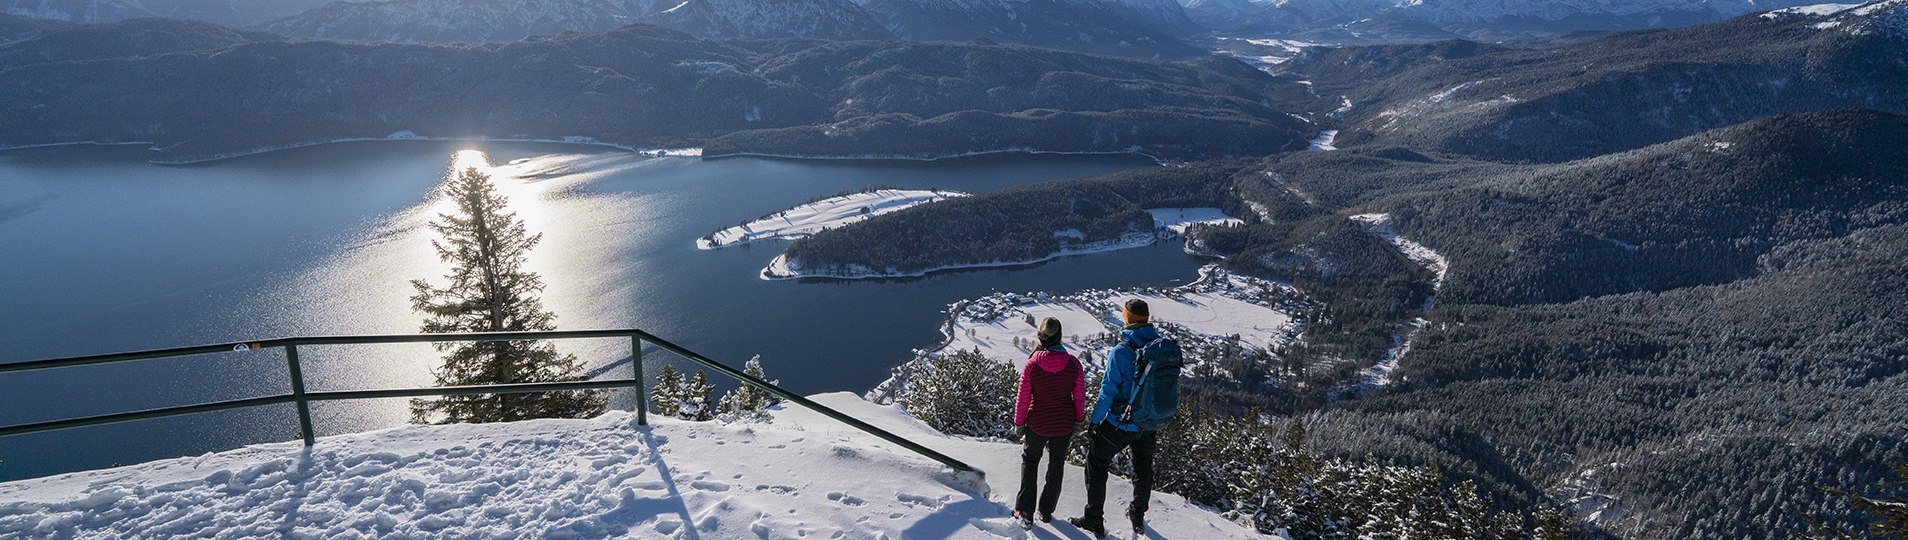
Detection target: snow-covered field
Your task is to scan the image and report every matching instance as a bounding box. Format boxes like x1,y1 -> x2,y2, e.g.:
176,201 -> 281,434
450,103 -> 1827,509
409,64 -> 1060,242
699,190 -> 967,249
1306,130 -> 1340,152
764,209 -> 1243,280
1214,37 -> 1321,70
0,394 -> 1261,539
931,268 -> 1299,367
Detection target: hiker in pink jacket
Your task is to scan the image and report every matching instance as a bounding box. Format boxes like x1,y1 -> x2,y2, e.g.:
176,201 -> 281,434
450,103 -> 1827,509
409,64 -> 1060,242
1011,317 -> 1086,528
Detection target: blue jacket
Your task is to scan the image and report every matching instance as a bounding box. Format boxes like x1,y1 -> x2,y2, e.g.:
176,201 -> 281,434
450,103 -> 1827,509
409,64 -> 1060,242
1089,323 -> 1159,432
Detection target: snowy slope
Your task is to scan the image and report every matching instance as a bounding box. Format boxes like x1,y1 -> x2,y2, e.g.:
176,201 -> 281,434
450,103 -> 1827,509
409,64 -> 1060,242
0,394 -> 1262,538
1233,0 -> 1837,36
257,0 -> 660,43
1762,0 -> 1908,37
698,189 -> 967,249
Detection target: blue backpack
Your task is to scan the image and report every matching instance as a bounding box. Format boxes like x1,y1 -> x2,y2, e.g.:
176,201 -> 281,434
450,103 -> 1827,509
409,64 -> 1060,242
1117,337 -> 1182,431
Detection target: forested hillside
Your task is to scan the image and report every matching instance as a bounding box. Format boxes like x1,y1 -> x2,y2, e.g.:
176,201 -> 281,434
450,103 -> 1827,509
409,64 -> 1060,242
822,109 -> 1908,538
0,23 -> 1306,161
1277,3 -> 1908,162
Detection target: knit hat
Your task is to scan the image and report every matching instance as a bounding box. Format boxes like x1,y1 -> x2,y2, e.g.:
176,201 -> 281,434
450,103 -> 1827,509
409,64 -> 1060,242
1123,299 -> 1150,324
1036,317 -> 1063,348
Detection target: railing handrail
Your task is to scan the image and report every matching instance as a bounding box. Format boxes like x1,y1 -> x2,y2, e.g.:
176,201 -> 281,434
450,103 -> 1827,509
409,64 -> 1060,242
0,329 -> 982,477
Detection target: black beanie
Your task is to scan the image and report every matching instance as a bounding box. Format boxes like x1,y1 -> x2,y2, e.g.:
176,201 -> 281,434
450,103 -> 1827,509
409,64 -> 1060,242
1036,317 -> 1063,348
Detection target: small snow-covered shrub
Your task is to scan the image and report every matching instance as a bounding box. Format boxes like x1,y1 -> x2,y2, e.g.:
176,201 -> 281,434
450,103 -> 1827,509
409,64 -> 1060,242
897,349 -> 1017,439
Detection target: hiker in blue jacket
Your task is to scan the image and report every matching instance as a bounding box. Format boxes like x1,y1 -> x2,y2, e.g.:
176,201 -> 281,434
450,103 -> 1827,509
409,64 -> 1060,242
1069,298 -> 1160,538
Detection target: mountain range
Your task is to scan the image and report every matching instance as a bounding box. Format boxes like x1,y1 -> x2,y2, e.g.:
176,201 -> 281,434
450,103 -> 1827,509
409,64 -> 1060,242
0,20 -> 1305,160
1,0 -> 337,26
1277,1 -> 1908,162
1208,0 -> 1839,41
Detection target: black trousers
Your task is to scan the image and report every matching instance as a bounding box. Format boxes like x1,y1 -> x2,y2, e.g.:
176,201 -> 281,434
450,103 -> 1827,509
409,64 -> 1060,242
1082,421 -> 1157,524
1016,429 -> 1072,515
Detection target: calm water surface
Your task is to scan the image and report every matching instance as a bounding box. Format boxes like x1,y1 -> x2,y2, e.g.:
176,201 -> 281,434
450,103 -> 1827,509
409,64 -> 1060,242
0,141 -> 1206,480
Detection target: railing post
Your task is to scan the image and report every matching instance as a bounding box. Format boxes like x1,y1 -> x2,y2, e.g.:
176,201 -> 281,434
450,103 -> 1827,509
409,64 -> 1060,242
631,335 -> 647,426
285,345 -> 316,445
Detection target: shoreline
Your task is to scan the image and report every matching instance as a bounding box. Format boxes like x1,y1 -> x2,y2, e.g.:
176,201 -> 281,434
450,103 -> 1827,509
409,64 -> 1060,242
144,136 -> 703,165
5,137 -> 1171,167
702,147 -> 1168,166
760,232 -> 1163,281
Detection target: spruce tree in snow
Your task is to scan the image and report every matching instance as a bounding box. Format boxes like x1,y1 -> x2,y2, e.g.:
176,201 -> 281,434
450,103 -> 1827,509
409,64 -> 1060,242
898,349 -> 1016,438
718,355 -> 780,422
680,370 -> 717,421
651,363 -> 685,417
409,166 -> 604,424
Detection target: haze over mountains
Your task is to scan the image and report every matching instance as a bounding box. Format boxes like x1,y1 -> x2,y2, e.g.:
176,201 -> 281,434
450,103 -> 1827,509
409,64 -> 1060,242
3,0 -> 1861,53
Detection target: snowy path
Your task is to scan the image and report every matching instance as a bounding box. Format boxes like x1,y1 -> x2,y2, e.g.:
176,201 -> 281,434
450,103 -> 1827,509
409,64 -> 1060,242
0,394 -> 1260,539
1336,213 -> 1448,400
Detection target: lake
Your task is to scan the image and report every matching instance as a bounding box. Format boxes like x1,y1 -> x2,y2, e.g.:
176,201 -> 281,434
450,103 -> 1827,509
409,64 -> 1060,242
0,141 -> 1206,481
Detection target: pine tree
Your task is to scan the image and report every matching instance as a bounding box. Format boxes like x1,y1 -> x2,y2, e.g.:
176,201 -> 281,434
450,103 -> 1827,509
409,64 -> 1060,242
680,370 -> 717,421
718,355 -> 780,422
651,363 -> 684,417
408,166 -> 604,424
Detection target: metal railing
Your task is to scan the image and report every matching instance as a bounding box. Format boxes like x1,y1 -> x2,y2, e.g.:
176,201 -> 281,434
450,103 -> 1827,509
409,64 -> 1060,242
0,329 -> 980,475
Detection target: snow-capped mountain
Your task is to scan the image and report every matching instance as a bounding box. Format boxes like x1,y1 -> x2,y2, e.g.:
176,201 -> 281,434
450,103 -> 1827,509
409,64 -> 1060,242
137,0 -> 341,26
261,0 -> 887,42
257,0 -> 664,43
2,0 -> 151,22
1,0 -> 338,25
259,0 -> 1196,55
643,0 -> 893,39
1180,0 -> 1260,29
1226,0 -> 1842,39
863,0 -> 1202,56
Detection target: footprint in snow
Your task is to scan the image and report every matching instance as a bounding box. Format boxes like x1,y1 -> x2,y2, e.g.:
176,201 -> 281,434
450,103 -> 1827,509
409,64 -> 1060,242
896,493 -> 945,509
755,484 -> 799,495
689,480 -> 732,492
825,491 -> 865,506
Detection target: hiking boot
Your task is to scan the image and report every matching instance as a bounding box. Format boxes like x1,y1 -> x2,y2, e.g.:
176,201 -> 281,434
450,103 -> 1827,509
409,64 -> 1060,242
1011,511 -> 1033,530
1067,516 -> 1107,538
1038,512 -> 1053,523
1126,507 -> 1145,535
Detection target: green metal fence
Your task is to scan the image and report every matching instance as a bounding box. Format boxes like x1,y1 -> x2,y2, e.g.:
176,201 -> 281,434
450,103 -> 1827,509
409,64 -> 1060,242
0,329 -> 979,475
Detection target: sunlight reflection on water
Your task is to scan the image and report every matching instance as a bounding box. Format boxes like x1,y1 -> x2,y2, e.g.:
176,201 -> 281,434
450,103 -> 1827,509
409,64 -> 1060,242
275,149 -> 661,431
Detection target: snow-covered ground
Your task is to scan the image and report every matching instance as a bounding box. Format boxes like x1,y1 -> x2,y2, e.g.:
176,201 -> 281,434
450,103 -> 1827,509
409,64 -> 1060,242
698,190 -> 968,249
924,267 -> 1298,368
1306,130 -> 1340,152
1335,213 -> 1449,400
1213,37 -> 1321,70
763,209 -> 1243,280
1146,207 -> 1243,235
0,394 -> 1261,539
